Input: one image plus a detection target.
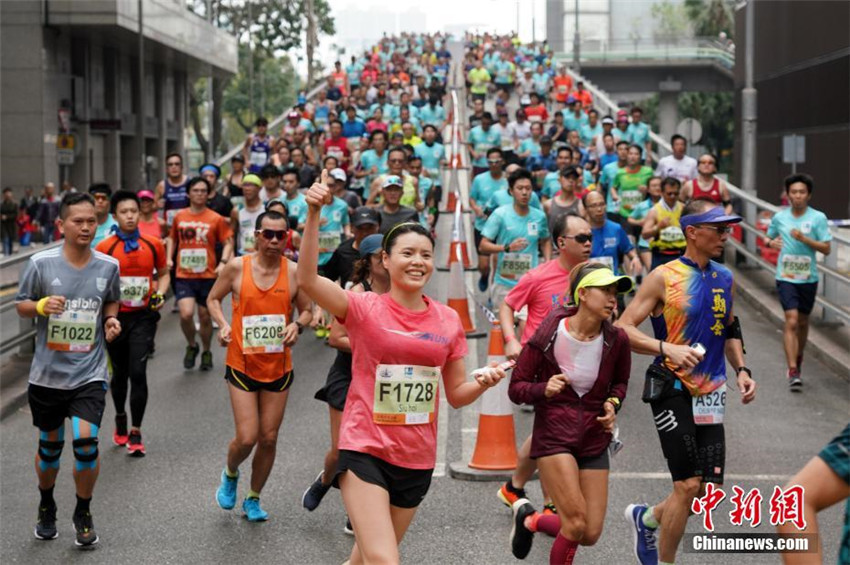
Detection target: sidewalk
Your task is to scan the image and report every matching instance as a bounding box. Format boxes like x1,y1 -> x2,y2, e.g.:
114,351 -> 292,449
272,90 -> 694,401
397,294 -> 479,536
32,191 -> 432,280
726,255 -> 850,381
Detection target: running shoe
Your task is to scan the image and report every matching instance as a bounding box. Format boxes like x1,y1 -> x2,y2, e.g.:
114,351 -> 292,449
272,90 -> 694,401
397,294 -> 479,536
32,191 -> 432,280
788,368 -> 803,392
343,516 -> 354,536
73,509 -> 99,548
497,480 -> 528,508
199,350 -> 213,371
34,503 -> 58,540
242,497 -> 269,522
127,431 -> 146,457
302,471 -> 331,511
510,498 -> 536,560
113,413 -> 129,446
625,503 -> 658,565
478,274 -> 489,292
216,468 -> 239,510
183,343 -> 199,369
542,503 -> 558,516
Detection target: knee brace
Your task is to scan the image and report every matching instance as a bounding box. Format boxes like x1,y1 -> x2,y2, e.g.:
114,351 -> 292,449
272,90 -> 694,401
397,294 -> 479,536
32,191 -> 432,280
37,427 -> 65,472
72,437 -> 99,471
71,418 -> 100,471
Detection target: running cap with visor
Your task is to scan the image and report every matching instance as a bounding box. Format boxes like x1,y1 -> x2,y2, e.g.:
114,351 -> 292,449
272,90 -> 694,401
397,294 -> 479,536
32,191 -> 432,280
241,174 -> 262,187
358,233 -> 384,257
573,267 -> 634,305
382,175 -> 403,188
679,206 -> 742,230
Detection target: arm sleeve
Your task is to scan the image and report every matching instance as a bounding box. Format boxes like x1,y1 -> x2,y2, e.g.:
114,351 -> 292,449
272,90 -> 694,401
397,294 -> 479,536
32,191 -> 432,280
607,328 -> 632,402
508,344 -> 548,405
16,259 -> 41,302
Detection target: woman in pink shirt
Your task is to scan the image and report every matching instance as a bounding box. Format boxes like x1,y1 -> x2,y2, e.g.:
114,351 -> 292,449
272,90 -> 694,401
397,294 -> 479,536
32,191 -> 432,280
508,262 -> 633,564
297,171 -> 507,564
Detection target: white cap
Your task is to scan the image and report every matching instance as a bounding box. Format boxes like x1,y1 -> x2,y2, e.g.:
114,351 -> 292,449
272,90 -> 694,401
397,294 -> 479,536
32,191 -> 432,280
330,168 -> 347,182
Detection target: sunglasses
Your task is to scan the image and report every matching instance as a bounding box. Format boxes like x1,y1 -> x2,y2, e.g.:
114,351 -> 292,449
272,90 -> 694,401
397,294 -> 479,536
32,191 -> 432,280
564,233 -> 593,244
695,224 -> 732,235
487,159 -> 503,164
92,193 -> 110,201
257,229 -> 288,241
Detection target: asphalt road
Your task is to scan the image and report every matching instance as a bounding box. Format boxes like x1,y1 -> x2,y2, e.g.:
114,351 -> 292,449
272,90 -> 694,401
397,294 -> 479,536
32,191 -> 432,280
0,252 -> 847,564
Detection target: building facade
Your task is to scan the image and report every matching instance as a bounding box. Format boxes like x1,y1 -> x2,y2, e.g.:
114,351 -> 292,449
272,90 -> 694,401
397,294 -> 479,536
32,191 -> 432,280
1,0 -> 237,196
734,1 -> 850,215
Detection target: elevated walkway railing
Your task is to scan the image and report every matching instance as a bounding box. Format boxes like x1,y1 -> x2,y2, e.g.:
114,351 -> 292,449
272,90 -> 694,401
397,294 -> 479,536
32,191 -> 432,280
555,36 -> 734,69
566,69 -> 849,325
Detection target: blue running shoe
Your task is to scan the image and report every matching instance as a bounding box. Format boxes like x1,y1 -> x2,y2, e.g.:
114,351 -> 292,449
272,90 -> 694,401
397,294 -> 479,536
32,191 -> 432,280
216,468 -> 238,510
625,503 -> 658,565
242,497 -> 269,522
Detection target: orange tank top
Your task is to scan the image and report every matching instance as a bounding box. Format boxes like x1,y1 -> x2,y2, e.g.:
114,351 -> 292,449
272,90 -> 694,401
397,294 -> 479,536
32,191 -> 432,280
226,255 -> 293,380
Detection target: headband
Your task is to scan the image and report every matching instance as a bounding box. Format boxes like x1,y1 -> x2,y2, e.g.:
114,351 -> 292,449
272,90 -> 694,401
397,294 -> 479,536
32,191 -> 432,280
200,164 -> 220,177
381,222 -> 422,250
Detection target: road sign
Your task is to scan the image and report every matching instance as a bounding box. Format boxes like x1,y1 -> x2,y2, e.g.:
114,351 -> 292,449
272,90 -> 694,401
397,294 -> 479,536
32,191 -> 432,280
56,134 -> 75,165
782,134 -> 805,164
676,118 -> 703,145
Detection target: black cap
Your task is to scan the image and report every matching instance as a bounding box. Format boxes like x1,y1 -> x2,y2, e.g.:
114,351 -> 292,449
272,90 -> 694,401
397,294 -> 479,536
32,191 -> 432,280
351,206 -> 381,227
540,135 -> 553,145
231,154 -> 245,163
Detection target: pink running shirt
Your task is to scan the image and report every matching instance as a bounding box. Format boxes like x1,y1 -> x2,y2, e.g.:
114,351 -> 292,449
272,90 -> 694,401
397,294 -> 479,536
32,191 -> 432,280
338,291 -> 468,469
504,259 -> 572,345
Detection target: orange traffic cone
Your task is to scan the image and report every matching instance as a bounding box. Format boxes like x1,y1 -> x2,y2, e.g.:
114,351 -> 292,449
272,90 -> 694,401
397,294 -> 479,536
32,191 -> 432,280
441,167 -> 460,213
446,258 -> 482,336
446,200 -> 472,269
469,324 -> 518,470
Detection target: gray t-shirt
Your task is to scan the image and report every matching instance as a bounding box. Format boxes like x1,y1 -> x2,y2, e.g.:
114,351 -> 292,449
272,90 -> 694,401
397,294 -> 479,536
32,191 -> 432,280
379,206 -> 419,234
16,247 -> 120,390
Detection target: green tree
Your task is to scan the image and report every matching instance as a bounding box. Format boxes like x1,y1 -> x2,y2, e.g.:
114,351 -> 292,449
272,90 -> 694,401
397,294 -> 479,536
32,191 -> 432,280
683,0 -> 734,38
650,0 -> 692,41
223,46 -> 298,133
186,0 -> 335,159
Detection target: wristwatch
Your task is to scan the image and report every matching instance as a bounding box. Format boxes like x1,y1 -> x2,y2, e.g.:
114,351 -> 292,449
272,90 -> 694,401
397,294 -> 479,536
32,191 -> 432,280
504,243 -> 510,252
736,366 -> 752,377
295,321 -> 305,334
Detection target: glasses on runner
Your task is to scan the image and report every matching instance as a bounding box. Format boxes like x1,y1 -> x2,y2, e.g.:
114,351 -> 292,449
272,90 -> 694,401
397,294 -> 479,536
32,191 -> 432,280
166,161 -> 181,167
564,233 -> 593,244
487,159 -> 503,164
92,194 -> 110,201
257,229 -> 287,241
695,224 -> 732,235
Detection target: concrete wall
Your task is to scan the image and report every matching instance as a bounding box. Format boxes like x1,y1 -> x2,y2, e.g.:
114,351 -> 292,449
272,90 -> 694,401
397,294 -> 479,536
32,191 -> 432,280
733,1 -> 850,216
1,1 -> 231,198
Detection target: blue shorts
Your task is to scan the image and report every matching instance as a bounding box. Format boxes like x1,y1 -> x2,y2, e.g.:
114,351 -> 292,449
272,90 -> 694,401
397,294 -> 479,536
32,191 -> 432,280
174,278 -> 215,307
776,280 -> 817,315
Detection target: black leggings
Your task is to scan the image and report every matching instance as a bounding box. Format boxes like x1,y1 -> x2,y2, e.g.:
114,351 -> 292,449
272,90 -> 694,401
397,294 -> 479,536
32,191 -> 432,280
107,309 -> 160,428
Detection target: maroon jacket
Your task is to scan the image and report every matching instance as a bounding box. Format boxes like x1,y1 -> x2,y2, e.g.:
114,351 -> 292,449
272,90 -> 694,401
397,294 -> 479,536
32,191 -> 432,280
508,305 -> 632,459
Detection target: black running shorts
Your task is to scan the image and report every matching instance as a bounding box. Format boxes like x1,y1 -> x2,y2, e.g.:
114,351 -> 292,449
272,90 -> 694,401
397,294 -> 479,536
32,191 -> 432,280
335,450 -> 433,509
225,366 -> 293,393
650,387 -> 725,484
28,381 -> 107,432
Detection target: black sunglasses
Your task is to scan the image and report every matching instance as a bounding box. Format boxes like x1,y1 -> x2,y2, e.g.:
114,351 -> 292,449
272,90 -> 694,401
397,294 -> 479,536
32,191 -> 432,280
564,233 -> 593,244
257,229 -> 287,241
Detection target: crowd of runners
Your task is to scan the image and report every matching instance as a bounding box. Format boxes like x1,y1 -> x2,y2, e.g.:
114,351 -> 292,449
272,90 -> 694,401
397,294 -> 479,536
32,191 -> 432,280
12,29 -> 847,564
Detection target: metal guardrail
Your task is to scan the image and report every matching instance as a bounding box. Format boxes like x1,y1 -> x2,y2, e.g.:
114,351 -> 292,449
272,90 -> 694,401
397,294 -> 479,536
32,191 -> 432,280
566,68 -> 849,325
0,241 -> 63,356
555,37 -> 734,69
213,79 -> 330,168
